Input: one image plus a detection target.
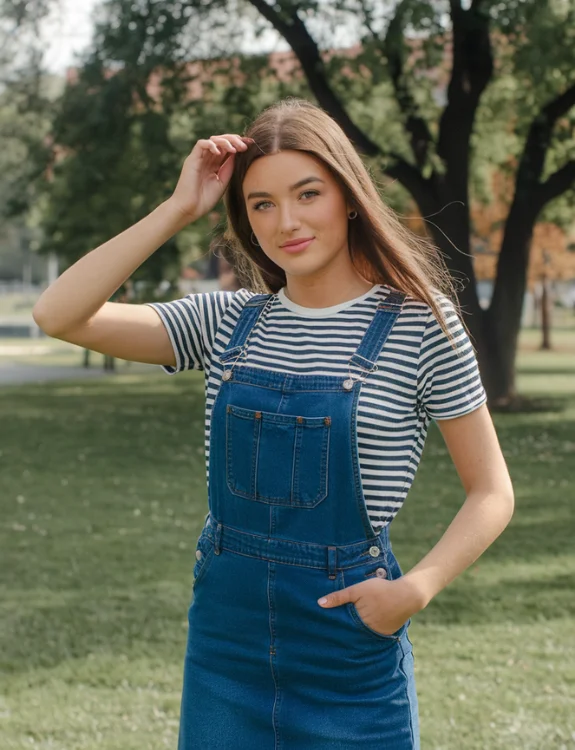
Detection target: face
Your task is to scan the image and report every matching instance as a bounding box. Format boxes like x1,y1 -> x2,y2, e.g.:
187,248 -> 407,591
242,150 -> 353,281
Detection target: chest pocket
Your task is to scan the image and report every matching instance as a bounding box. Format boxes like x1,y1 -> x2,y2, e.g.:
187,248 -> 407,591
225,404 -> 331,508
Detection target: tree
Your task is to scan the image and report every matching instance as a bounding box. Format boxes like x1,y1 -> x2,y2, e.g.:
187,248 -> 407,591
224,0 -> 575,406
20,0 -> 575,405
0,0 -> 58,277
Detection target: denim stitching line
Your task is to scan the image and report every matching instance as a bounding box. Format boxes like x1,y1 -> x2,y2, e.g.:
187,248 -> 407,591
291,420 -> 300,506
399,636 -> 418,749
321,421 -> 330,505
267,562 -> 281,749
192,543 -> 215,590
348,382 -> 374,538
198,546 -> 389,572
207,519 -> 377,567
252,411 -> 260,500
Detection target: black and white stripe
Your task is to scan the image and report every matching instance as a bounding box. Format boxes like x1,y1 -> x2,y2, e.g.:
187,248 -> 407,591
147,284 -> 486,530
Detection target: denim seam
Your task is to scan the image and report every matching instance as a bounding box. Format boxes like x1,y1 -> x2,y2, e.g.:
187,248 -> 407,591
192,543 -> 216,590
200,546 -> 389,572
267,563 -> 282,749
252,413 -> 260,499
399,636 -> 418,749
291,422 -> 300,505
349,383 -> 374,538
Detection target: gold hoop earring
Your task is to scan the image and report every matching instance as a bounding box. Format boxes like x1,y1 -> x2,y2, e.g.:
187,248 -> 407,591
348,210 -> 358,220
250,231 -> 260,247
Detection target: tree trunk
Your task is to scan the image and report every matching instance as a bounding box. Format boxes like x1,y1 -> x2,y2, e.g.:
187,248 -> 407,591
103,354 -> 116,371
540,275 -> 551,351
424,197 -> 531,407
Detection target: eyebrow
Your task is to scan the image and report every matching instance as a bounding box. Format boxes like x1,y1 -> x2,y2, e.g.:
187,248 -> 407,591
246,176 -> 325,201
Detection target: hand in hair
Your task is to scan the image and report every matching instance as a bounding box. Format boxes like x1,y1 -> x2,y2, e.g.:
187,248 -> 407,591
169,134 -> 254,224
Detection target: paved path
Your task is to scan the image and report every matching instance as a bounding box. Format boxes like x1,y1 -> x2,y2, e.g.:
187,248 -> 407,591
0,362 -> 115,386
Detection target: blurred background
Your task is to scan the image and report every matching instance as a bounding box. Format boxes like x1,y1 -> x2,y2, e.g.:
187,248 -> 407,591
1,1 -> 574,748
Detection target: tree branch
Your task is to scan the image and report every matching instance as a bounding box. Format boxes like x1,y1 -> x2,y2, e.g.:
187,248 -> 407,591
437,2 -> 493,187
514,81 -> 575,197
383,153 -> 430,206
246,0 -> 381,156
535,160 -> 575,211
541,80 -> 575,127
382,0 -> 433,169
491,82 -> 575,324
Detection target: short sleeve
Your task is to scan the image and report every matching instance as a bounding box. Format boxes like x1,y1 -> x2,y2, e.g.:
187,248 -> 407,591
417,296 -> 487,420
146,289 -> 251,374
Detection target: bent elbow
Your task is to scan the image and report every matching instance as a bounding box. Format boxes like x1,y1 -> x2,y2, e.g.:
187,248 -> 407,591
32,303 -> 62,338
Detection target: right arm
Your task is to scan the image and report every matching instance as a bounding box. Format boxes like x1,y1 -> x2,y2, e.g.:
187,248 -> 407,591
32,133 -> 252,366
33,200 -> 189,366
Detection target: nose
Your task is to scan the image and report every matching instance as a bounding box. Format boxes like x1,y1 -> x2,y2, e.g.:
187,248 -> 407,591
277,203 -> 301,235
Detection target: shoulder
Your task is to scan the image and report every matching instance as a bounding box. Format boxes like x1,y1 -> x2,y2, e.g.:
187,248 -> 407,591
386,287 -> 463,343
161,287 -> 262,320
377,286 -> 444,338
213,287 -> 270,322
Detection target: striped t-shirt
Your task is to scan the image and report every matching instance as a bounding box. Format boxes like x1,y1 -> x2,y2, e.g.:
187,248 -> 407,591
147,284 -> 487,531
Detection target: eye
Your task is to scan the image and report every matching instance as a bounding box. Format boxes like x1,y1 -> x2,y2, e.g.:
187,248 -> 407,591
253,200 -> 272,211
252,189 -> 320,211
300,189 -> 319,200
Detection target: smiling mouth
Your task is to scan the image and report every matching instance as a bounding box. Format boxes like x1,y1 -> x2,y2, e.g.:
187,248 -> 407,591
280,238 -> 315,252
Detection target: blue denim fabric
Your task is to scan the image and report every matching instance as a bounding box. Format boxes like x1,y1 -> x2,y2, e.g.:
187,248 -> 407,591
178,291 -> 420,749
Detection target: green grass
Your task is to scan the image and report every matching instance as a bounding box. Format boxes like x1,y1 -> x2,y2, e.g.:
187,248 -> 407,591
1,338 -> 574,749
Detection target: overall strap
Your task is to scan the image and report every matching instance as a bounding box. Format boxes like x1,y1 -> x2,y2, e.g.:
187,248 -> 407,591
219,293 -> 273,364
348,290 -> 406,375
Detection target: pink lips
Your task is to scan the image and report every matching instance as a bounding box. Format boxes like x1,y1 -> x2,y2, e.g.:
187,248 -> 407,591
280,238 -> 314,253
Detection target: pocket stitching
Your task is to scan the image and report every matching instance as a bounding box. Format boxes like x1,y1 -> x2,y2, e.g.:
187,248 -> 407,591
193,541 -> 216,590
225,406 -> 330,507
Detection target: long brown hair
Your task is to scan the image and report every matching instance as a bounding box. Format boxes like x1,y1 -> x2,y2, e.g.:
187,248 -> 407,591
222,97 -> 457,337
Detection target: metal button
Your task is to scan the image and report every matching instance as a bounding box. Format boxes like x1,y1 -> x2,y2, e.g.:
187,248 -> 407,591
195,550 -> 202,560
222,370 -> 232,381
375,567 -> 387,579
343,378 -> 354,391
369,546 -> 380,557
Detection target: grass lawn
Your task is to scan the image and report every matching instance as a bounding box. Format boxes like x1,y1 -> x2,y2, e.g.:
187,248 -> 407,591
1,332 -> 574,749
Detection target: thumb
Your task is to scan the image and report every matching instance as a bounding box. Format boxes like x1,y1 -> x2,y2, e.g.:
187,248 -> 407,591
318,585 -> 356,608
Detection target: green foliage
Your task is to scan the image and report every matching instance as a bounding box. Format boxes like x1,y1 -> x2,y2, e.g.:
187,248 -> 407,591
4,0 -> 575,294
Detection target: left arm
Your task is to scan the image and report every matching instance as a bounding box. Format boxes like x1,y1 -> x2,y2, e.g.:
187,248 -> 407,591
400,402 -> 514,610
318,403 -> 515,631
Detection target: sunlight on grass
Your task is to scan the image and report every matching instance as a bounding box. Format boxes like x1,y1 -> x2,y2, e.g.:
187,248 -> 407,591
1,333 -> 574,749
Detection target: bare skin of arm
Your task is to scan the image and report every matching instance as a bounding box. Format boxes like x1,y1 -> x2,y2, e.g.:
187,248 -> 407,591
317,403 -> 515,635
32,133 -> 252,365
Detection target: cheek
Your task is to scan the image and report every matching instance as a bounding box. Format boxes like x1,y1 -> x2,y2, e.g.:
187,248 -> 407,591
309,198 -> 346,233
318,206 -> 349,243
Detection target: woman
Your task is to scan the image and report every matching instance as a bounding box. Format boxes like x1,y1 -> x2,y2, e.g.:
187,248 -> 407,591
33,97 -> 515,749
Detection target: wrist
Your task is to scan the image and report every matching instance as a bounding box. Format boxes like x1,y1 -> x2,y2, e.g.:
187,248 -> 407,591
400,571 -> 433,613
161,198 -> 198,230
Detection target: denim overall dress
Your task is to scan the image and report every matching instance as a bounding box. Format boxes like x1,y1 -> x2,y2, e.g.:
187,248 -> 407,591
178,290 -> 420,749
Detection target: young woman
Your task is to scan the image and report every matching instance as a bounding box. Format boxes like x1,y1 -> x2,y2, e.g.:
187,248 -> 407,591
33,97 -> 515,749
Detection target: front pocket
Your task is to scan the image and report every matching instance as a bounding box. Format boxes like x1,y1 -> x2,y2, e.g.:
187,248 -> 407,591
225,404 -> 331,507
340,558 -> 408,643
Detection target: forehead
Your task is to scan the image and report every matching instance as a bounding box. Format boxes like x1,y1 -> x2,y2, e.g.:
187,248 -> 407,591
242,150 -> 333,195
